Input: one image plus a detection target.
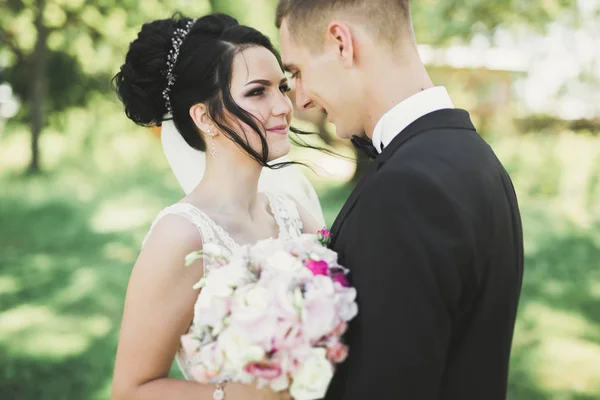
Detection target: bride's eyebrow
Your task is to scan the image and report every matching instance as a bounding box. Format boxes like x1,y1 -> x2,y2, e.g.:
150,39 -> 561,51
245,78 -> 288,86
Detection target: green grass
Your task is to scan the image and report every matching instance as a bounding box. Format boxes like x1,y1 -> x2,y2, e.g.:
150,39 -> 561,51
0,126 -> 599,399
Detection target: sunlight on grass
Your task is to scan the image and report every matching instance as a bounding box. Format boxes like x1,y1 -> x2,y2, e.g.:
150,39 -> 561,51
513,302 -> 600,396
0,127 -> 30,170
0,304 -> 112,359
536,338 -> 600,395
2,122 -> 600,398
521,302 -> 600,339
91,195 -> 160,233
52,268 -> 100,305
102,241 -> 138,264
0,276 -> 21,295
589,280 -> 600,299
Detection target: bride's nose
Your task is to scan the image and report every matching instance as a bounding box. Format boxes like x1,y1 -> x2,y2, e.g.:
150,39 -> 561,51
272,90 -> 293,117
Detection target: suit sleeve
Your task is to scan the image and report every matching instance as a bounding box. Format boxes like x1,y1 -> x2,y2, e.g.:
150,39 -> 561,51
329,168 -> 474,399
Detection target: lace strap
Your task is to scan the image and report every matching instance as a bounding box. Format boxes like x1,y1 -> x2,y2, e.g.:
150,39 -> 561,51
265,192 -> 303,239
142,203 -> 239,253
141,203 -> 214,247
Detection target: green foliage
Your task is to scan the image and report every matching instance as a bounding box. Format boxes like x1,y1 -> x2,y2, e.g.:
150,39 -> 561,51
0,0 -> 580,116
411,0 -> 579,44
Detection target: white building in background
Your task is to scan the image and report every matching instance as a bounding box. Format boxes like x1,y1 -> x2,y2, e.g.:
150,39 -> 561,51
418,0 -> 600,121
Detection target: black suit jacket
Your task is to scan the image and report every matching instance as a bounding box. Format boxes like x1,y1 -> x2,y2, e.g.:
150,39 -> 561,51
325,109 -> 523,399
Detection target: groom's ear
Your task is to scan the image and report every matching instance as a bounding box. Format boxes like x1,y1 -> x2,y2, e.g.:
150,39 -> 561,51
325,21 -> 355,68
189,103 -> 215,134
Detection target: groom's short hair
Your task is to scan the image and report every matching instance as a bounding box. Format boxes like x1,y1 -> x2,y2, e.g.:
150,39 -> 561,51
275,0 -> 412,49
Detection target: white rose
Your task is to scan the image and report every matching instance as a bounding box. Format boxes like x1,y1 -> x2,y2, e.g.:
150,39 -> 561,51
270,374 -> 291,392
249,238 -> 281,259
201,262 -> 252,300
335,287 -> 359,322
290,348 -> 334,400
197,341 -> 225,375
204,268 -> 235,297
232,284 -> 271,321
193,290 -> 229,328
218,328 -> 266,370
265,251 -> 304,273
222,261 -> 254,286
302,277 -> 337,340
230,284 -> 278,345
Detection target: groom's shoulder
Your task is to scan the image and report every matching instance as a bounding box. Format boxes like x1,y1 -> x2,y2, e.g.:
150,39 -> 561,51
384,123 -> 500,176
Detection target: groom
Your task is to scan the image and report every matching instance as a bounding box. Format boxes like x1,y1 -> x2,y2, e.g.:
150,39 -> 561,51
276,1 -> 524,399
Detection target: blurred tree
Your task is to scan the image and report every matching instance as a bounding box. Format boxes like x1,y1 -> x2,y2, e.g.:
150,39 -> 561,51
0,0 -> 212,173
411,0 -> 579,45
0,0 -> 580,175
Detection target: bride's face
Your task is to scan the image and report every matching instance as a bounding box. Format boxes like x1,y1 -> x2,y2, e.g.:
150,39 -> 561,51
227,46 -> 293,162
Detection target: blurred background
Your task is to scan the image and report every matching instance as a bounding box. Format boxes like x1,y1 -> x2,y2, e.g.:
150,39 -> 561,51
1,0 -> 599,398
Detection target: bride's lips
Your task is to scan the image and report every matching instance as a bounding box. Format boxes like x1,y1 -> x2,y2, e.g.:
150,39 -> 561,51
266,124 -> 288,135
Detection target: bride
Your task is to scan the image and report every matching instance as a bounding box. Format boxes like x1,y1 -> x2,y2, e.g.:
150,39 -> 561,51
111,13 -> 325,400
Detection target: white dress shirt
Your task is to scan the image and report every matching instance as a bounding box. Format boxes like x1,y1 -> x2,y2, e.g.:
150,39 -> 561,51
371,86 -> 455,153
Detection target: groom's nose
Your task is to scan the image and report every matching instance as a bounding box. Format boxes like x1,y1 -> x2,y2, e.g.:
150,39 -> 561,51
294,80 -> 314,110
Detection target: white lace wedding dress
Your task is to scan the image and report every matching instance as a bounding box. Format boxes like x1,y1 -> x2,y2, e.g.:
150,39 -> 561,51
142,191 -> 304,380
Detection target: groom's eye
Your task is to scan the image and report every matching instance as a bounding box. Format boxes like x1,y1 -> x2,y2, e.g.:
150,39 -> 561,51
279,84 -> 291,93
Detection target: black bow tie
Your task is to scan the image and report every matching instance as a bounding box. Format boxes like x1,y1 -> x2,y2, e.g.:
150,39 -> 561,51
351,135 -> 379,159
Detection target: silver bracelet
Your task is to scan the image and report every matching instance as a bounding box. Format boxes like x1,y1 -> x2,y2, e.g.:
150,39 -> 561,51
213,382 -> 225,400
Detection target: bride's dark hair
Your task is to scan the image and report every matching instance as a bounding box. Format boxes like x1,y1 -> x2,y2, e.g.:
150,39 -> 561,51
112,13 -> 287,167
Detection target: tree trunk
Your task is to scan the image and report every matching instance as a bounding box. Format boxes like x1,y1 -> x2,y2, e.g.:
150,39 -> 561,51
28,0 -> 47,174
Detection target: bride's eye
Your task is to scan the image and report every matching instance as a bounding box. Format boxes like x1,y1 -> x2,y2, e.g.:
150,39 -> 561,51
280,84 -> 291,94
245,87 -> 265,97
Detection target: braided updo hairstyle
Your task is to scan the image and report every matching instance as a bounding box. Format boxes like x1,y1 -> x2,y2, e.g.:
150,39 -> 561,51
112,13 -> 285,165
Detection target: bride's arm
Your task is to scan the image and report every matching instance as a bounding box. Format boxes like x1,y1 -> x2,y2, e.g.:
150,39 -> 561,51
112,215 -> 284,400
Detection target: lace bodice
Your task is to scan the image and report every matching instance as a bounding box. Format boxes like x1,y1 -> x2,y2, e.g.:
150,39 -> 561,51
141,191 -> 304,380
142,191 -> 303,252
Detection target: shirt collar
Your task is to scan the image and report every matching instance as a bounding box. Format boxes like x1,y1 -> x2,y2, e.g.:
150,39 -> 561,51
371,86 -> 455,153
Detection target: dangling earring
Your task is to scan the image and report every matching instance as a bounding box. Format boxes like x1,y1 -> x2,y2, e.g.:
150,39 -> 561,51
208,128 -> 217,158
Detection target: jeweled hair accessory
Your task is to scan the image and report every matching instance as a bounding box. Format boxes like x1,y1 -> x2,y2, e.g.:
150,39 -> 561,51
162,18 -> 196,114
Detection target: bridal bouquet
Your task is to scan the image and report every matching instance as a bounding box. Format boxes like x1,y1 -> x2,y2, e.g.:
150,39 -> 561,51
181,230 -> 358,400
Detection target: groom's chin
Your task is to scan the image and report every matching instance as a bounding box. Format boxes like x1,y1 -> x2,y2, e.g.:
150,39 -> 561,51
334,126 -> 360,140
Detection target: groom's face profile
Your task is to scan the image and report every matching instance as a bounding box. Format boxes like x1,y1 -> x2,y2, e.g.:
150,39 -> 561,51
277,0 -> 412,138
278,19 -> 365,139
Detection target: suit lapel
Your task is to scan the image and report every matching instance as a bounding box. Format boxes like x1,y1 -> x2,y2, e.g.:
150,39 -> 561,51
329,109 -> 476,245
329,159 -> 379,242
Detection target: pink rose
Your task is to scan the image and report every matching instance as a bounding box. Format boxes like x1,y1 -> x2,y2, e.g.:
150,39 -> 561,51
331,321 -> 348,337
317,229 -> 331,246
272,320 -> 306,351
326,342 -> 349,363
244,360 -> 283,380
318,228 -> 330,238
333,273 -> 349,287
306,260 -> 329,276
